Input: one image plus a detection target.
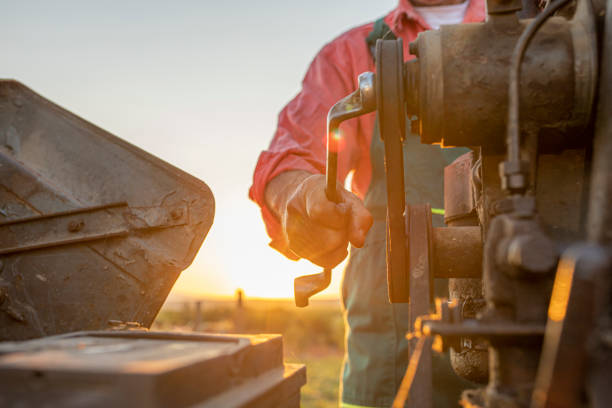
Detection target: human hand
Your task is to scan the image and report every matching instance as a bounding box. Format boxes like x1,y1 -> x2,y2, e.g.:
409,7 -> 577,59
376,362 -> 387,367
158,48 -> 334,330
280,174 -> 373,268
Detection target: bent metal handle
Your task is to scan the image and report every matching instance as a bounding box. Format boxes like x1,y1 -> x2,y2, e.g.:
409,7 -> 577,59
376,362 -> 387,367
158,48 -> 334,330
294,72 -> 377,307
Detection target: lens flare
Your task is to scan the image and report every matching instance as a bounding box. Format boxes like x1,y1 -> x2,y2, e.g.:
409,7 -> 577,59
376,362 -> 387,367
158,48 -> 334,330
326,128 -> 347,153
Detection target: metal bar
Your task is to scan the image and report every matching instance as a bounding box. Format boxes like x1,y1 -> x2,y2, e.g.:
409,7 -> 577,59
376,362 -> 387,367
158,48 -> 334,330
0,203 -> 187,255
0,204 -> 130,255
377,39 -> 409,303
0,202 -> 126,226
588,0 -> 612,246
407,204 -> 433,408
423,321 -> 545,337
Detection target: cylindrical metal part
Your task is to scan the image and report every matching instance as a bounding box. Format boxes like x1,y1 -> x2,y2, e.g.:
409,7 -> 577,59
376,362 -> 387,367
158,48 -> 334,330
406,16 -> 595,150
433,227 -> 482,279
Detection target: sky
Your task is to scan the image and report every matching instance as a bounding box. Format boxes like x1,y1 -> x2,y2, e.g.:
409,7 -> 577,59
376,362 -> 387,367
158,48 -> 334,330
1,0 -> 397,300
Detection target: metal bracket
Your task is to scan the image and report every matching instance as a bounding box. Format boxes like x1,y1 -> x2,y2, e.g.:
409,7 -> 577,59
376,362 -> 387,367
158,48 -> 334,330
0,202 -> 188,255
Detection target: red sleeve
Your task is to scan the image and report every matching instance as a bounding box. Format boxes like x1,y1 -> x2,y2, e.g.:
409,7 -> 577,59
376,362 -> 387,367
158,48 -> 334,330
249,26 -> 372,257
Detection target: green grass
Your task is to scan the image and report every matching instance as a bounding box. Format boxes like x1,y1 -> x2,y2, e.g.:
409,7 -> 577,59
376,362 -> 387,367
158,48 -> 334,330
288,353 -> 343,408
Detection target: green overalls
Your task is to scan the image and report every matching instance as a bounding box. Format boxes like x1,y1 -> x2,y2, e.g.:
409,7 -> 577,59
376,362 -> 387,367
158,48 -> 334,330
339,21 -> 472,407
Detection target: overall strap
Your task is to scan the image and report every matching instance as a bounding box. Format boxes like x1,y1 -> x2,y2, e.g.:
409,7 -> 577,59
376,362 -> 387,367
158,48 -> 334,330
365,17 -> 397,61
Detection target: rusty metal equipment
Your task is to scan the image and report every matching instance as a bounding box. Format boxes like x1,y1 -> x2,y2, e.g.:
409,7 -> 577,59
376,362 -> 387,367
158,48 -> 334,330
0,330 -> 306,408
0,80 -> 215,341
322,0 -> 612,406
0,81 -> 307,407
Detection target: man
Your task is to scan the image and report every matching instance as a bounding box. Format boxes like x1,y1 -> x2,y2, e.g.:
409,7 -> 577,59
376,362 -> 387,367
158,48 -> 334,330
250,0 -> 486,406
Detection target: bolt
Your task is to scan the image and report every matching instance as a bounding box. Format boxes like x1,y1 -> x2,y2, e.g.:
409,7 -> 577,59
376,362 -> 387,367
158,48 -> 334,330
67,220 -> 84,232
170,208 -> 183,220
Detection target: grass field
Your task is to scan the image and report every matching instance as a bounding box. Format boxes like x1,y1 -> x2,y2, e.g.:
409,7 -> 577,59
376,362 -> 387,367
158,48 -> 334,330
153,297 -> 345,408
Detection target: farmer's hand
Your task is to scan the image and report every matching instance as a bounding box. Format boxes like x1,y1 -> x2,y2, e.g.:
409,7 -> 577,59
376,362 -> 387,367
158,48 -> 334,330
265,170 -> 373,268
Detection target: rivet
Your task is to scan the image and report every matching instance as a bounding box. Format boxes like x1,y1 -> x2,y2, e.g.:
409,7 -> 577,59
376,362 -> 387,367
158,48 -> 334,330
170,208 -> 183,220
67,220 -> 84,232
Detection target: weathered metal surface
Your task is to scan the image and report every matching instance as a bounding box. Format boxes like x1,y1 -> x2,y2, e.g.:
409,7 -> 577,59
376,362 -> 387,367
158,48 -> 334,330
535,150 -> 586,239
588,0 -> 612,246
376,39 -> 409,303
0,331 -> 305,408
531,244 -> 608,408
443,152 -> 476,225
423,321 -> 545,339
405,7 -> 596,150
447,285 -> 488,384
0,81 -> 214,341
432,227 -> 482,279
401,2 -> 600,402
0,202 -> 188,255
443,152 -> 488,383
583,1 -> 612,405
406,204 -> 433,408
320,0 -> 608,405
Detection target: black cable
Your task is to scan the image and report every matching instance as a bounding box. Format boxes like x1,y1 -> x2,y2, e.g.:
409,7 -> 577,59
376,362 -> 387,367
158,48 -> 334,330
506,0 -> 574,166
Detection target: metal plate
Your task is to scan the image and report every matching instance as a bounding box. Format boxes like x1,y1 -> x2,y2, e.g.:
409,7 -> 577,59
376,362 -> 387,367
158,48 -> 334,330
0,81 -> 214,340
0,331 -> 305,408
406,204 -> 433,408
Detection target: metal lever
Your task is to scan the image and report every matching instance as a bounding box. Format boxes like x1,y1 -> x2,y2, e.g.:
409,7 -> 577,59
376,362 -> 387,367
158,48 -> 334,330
294,72 -> 377,307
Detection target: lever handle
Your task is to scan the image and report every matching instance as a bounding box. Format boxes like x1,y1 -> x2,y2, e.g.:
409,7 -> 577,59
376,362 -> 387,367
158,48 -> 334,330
293,72 -> 377,308
294,268 -> 332,307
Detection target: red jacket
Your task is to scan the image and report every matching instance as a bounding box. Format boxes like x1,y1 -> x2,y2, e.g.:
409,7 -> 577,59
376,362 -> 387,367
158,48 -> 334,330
250,0 -> 486,255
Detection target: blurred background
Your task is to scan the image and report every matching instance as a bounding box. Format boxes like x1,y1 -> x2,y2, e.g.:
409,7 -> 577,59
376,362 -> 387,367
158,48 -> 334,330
1,1 -> 396,406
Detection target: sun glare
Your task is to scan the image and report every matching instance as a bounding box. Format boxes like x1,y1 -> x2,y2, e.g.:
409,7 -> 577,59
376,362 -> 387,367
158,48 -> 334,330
171,207 -> 343,301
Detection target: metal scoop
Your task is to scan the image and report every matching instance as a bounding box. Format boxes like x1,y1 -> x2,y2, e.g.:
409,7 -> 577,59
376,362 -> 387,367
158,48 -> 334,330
294,72 -> 377,307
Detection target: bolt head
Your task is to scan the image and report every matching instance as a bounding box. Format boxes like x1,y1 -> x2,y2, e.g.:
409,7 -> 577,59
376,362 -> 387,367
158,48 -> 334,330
170,208 -> 184,220
67,220 -> 84,232
507,234 -> 558,274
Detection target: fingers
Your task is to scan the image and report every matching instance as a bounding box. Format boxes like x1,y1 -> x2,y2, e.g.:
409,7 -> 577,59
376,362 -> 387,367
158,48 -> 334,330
310,244 -> 348,268
284,202 -> 349,268
280,173 -> 372,268
341,190 -> 374,248
301,176 -> 347,229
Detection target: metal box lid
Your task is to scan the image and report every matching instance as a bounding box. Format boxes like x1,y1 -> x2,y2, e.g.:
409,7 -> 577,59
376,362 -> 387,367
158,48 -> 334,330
0,330 -> 306,408
0,81 -> 215,340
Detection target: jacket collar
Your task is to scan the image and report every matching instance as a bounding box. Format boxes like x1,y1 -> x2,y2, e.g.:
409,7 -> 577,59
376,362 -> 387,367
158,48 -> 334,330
390,0 -> 486,31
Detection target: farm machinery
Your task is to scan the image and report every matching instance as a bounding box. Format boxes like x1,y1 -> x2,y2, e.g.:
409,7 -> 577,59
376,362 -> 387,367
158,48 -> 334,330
296,0 -> 612,405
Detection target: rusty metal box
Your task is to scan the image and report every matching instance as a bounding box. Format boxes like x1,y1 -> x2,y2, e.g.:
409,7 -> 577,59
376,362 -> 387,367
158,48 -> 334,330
0,81 -> 215,340
0,330 -> 306,407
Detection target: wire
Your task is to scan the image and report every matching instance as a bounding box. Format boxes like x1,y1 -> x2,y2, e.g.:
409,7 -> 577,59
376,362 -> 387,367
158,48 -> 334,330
506,0 -> 574,165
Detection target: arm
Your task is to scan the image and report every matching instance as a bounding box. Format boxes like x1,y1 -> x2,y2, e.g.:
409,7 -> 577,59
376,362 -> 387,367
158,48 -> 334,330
250,30 -> 373,267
